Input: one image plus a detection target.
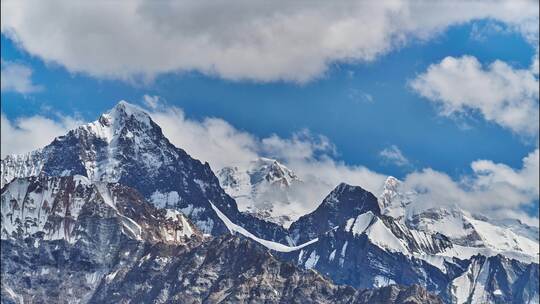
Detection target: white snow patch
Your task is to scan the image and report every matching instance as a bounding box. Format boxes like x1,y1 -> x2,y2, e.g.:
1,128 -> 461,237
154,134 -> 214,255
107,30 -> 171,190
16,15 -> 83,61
329,249 -> 336,261
304,251 -> 320,269
373,275 -> 396,288
150,191 -> 180,209
105,270 -> 119,283
365,217 -> 409,254
350,212 -> 375,236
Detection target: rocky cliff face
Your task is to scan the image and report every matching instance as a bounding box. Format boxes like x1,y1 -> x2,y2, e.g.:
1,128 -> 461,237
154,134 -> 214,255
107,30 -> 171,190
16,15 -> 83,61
1,175 -> 203,304
447,254 -> 539,304
1,175 -> 199,245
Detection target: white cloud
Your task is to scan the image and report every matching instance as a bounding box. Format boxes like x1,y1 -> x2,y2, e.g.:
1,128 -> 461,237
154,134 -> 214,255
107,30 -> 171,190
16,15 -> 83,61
348,89 -> 374,103
149,107 -> 260,170
379,145 -> 410,167
1,1 -> 537,83
142,94 -> 162,109
0,113 -> 81,157
402,148 -> 539,226
1,60 -> 42,94
411,55 -> 539,136
532,49 -> 539,76
147,102 -> 538,224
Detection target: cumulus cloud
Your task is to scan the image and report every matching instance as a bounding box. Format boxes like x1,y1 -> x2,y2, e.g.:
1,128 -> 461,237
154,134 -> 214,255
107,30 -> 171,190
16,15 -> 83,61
149,106 -> 259,170
411,55 -> 539,136
1,0 -> 537,82
0,113 -> 81,157
402,148 -> 539,226
379,145 -> 410,167
1,60 -> 42,94
148,104 -> 384,186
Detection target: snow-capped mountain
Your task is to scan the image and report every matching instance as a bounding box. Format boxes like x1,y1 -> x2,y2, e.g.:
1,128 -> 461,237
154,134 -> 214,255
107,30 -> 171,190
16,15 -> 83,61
280,181 -> 539,303
288,183 -> 381,244
217,158 -> 302,227
2,101 -> 232,236
1,101 -> 537,304
0,101 -> 291,244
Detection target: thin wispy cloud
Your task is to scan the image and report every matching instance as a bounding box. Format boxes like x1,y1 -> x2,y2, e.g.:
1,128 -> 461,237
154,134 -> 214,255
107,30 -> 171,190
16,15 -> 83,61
379,145 -> 410,167
1,60 -> 42,94
0,113 -> 81,157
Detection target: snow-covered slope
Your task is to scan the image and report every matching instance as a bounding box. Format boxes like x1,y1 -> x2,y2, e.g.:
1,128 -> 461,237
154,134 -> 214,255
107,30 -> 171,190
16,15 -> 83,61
217,158 -> 302,227
414,208 -> 540,263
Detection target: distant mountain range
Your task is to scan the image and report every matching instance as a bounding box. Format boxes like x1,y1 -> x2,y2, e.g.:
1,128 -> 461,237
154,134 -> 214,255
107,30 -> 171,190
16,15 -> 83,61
2,101 -> 538,303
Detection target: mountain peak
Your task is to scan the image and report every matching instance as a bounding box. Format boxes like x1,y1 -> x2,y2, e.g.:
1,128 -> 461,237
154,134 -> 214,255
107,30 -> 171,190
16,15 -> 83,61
330,183 -> 375,205
378,176 -> 415,220
102,100 -> 152,128
383,176 -> 400,191
217,157 -> 302,227
289,182 -> 380,243
83,101 -> 155,145
249,157 -> 298,186
113,100 -> 147,116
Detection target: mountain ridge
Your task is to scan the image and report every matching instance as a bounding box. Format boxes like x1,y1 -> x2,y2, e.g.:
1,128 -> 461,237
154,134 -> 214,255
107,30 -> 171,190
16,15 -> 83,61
1,100 -> 538,304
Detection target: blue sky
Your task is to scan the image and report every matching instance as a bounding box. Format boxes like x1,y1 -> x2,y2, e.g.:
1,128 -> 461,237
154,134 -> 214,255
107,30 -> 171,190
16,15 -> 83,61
1,1 -> 538,223
2,21 -> 535,175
